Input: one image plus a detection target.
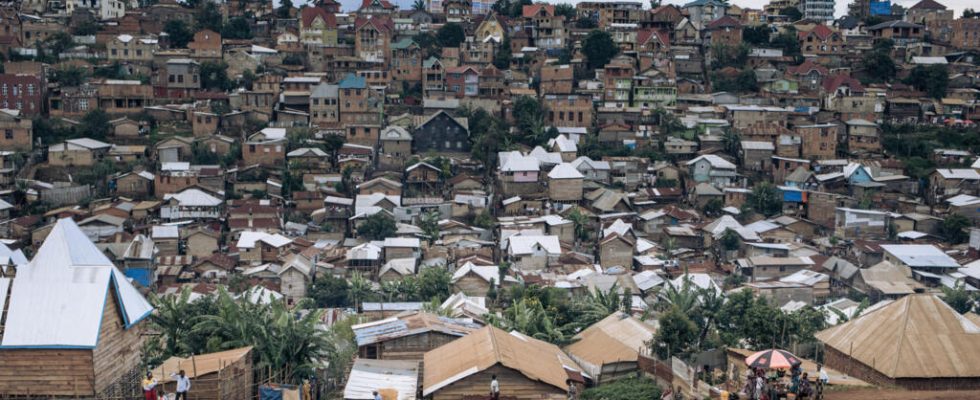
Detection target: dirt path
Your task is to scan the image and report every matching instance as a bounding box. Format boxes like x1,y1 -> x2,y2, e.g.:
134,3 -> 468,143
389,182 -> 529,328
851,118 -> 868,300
825,387 -> 979,400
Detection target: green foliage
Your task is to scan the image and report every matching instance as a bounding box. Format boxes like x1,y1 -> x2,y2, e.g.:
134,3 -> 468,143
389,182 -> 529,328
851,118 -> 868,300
460,106 -> 511,169
904,64 -> 948,99
512,95 -> 548,143
942,214 -> 971,244
743,25 -> 772,45
582,30 -> 619,70
567,208 -> 590,241
702,198 -> 725,217
419,210 -> 440,244
200,61 -> 235,91
282,54 -> 304,66
416,266 -> 453,302
413,32 -> 441,59
412,0 -> 425,11
964,8 -> 977,18
148,287 -> 337,383
79,109 -> 112,140
711,69 -> 759,93
581,377 -> 661,400
780,6 -> 802,21
73,20 -> 101,36
653,306 -> 699,359
164,19 -> 194,48
473,209 -> 495,229
554,3 -> 576,20
50,66 -> 89,87
749,182 -> 783,217
720,228 -> 741,251
277,0 -> 293,18
710,44 -> 749,70
771,26 -> 801,58
715,289 -> 827,350
575,17 -> 597,29
495,297 -> 568,343
195,2 -> 223,32
492,0 -> 532,18
941,283 -> 975,314
222,17 -> 252,39
436,23 -> 465,48
358,212 -> 397,240
862,39 -> 896,83
493,36 -> 513,69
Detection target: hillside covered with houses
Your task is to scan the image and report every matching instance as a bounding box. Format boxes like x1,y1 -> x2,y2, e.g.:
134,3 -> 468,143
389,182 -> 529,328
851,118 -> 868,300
1,0 -> 980,398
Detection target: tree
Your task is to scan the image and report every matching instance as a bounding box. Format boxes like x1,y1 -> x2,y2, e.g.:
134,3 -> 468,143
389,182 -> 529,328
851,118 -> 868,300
79,109 -> 111,140
653,306 -> 699,359
512,95 -> 546,136
347,272 -> 374,312
702,198 -> 724,217
50,66 -> 88,87
493,36 -> 513,69
862,39 -> 896,83
416,267 -> 452,302
748,182 -> 783,217
436,23 -> 465,48
942,214 -> 971,244
412,0 -> 425,11
358,212 -> 397,240
200,61 -> 235,91
574,286 -> 622,329
277,0 -> 293,18
720,229 -> 741,251
554,3 -> 576,20
721,128 -> 741,156
309,274 -> 350,307
496,297 -> 567,343
473,209 -> 495,229
195,2 -> 223,32
771,26 -> 801,58
582,30 -> 618,70
743,25 -> 771,45
964,8 -> 977,18
905,64 -> 948,99
780,6 -> 802,21
73,20 -> 100,36
567,208 -> 590,241
941,283 -> 974,314
222,17 -> 252,39
164,19 -> 194,48
419,210 -> 440,244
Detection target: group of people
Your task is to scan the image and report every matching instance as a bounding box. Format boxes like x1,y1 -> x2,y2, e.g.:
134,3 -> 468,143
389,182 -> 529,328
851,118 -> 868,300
142,370 -> 192,400
741,365 -> 828,400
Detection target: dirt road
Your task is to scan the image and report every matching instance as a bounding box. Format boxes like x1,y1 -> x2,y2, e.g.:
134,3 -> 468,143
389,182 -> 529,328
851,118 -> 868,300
826,387 -> 979,400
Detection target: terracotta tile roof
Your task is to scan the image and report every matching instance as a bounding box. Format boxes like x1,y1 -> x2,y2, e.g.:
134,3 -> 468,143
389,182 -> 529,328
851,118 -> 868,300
301,6 -> 337,29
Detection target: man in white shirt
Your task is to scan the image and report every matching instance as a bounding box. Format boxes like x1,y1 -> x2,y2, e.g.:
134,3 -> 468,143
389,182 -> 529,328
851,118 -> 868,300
490,375 -> 500,400
171,370 -> 191,400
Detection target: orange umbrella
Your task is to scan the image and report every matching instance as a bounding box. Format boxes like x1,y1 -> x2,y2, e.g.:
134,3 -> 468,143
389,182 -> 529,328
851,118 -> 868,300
745,349 -> 802,370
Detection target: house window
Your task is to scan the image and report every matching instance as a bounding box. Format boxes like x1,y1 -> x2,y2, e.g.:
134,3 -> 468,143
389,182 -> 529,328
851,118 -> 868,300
4,130 -> 12,140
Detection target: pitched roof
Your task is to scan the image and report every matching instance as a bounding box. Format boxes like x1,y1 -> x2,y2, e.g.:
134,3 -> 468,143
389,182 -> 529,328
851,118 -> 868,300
565,312 -> 657,377
706,15 -> 740,29
0,218 -> 154,348
816,294 -> 980,379
787,60 -> 829,76
423,326 -> 583,396
547,163 -> 584,180
909,0 -> 946,10
301,6 -> 336,28
799,24 -> 834,41
522,4 -> 555,18
352,312 -> 479,346
822,74 -> 865,93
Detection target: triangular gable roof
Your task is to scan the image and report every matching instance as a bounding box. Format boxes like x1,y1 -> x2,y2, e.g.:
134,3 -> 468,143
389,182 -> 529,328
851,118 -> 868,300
816,294 -> 980,379
423,326 -> 583,396
706,15 -> 740,29
0,218 -> 153,348
301,6 -> 336,28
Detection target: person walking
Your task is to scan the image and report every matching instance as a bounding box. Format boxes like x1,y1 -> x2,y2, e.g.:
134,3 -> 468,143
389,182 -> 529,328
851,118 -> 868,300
142,371 -> 158,400
490,375 -> 500,400
373,390 -> 382,400
171,370 -> 191,400
565,379 -> 577,400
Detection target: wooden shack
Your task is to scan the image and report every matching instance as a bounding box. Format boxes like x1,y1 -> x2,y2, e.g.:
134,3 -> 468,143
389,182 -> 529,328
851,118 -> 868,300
0,218 -> 155,397
152,347 -> 254,400
815,294 -> 980,390
423,326 -> 585,400
564,312 -> 657,383
352,312 -> 480,360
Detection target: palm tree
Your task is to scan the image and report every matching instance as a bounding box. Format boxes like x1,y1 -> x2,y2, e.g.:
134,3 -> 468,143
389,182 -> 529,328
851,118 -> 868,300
575,285 -> 622,328
659,274 -> 699,314
567,208 -> 590,241
148,287 -> 196,357
412,0 -> 426,11
721,128 -> 741,158
347,272 -> 374,312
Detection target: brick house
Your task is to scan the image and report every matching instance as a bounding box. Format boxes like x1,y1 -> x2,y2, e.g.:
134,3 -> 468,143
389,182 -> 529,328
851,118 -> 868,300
244,127 -> 287,167
797,25 -> 845,56
0,73 -> 43,116
188,29 -> 222,61
300,6 -> 338,46
704,16 -> 742,47
107,34 -> 158,63
539,65 -> 574,95
310,83 -> 340,128
391,38 -> 422,84
543,95 -> 593,128
338,74 -> 381,146
796,123 -> 838,159
0,108 -> 33,151
354,16 -> 393,64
